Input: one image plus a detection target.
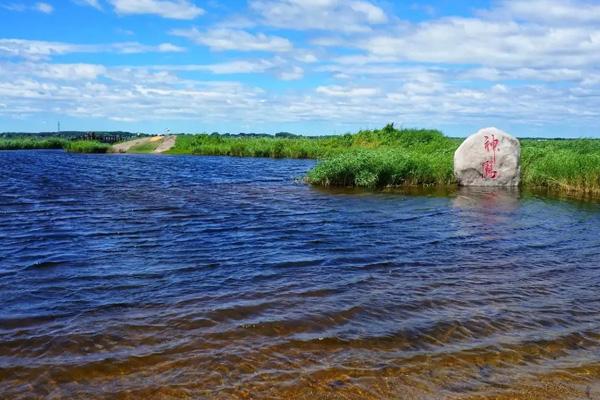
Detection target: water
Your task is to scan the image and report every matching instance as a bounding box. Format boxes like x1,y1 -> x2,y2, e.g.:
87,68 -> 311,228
1,150 -> 600,399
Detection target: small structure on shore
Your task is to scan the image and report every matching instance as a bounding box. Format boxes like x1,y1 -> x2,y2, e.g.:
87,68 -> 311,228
454,127 -> 520,186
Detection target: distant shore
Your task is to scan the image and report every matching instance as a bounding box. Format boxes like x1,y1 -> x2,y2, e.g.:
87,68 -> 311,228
2,125 -> 600,197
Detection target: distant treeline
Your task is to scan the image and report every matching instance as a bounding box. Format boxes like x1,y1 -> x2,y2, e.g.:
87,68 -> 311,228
178,131 -> 333,139
0,131 -> 144,139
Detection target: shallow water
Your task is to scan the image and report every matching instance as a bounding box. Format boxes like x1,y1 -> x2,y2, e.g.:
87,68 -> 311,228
1,150 -> 600,399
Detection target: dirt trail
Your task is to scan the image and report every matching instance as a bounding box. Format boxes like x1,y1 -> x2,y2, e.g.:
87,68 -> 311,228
110,136 -> 176,154
111,137 -> 154,153
153,136 -> 176,153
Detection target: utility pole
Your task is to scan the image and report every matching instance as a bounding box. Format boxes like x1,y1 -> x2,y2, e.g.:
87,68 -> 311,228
57,121 -> 61,134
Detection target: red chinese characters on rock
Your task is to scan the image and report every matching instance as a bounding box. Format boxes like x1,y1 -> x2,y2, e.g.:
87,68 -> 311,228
482,134 -> 500,179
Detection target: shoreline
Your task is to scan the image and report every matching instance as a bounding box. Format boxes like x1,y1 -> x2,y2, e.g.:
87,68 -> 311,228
2,126 -> 600,198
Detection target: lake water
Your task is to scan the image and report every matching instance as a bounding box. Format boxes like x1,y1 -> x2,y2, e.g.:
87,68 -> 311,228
1,150 -> 600,399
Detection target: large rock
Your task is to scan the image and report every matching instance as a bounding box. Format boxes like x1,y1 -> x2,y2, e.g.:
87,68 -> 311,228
454,127 -> 520,186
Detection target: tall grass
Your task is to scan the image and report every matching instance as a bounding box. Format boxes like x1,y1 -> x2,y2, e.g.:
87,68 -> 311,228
308,134 -> 600,194
0,137 -> 110,153
170,126 -> 600,194
169,133 -> 354,158
64,140 -> 110,153
0,137 -> 67,150
306,126 -> 459,187
520,139 -> 600,195
4,127 -> 600,196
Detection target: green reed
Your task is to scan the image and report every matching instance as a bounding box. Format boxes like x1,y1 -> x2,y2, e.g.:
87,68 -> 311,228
4,127 -> 600,195
306,126 -> 459,188
169,133 -> 354,159
169,125 -> 600,194
520,139 -> 600,196
64,140 -> 111,153
0,137 -> 68,150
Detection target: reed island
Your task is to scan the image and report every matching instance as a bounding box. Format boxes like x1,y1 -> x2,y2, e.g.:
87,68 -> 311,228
2,124 -> 599,197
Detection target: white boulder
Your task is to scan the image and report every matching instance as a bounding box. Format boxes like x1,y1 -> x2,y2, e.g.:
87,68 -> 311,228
454,127 -> 520,187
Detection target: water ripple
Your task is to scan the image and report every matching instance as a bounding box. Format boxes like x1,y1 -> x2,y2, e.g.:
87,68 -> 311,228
1,151 -> 600,399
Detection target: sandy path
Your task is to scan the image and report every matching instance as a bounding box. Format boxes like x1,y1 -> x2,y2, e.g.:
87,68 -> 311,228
153,136 -> 176,153
111,137 -> 155,153
110,136 -> 176,154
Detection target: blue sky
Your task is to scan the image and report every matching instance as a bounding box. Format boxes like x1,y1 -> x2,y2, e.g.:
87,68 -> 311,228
1,0 -> 599,137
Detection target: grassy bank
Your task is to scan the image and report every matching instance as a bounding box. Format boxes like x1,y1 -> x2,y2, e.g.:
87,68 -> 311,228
520,139 -> 600,196
306,127 -> 458,187
0,137 -> 67,150
307,134 -> 600,195
3,128 -> 600,196
169,133 -> 353,158
65,140 -> 111,153
169,126 -> 600,195
0,137 -> 111,153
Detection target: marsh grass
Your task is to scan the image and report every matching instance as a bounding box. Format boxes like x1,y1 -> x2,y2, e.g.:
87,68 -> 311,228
0,137 -> 67,150
170,126 -> 600,194
3,127 -> 600,196
520,139 -> 600,195
169,134 -> 353,158
128,141 -> 160,153
0,137 -> 110,153
65,140 -> 111,153
306,132 -> 459,188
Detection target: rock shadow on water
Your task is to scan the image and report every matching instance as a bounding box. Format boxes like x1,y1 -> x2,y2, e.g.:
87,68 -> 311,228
452,186 -> 521,212
451,187 -> 521,239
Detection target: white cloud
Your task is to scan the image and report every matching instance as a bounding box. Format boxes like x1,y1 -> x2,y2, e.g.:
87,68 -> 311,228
109,0 -> 204,19
278,65 -> 303,80
34,2 -> 53,13
73,0 -> 102,10
346,17 -> 600,68
0,39 -> 185,60
349,1 -> 386,23
0,65 -> 268,123
250,0 -> 387,32
0,62 -> 107,80
2,1 -> 54,13
316,85 -> 378,97
111,41 -> 185,54
294,50 -> 318,63
152,59 -> 278,74
171,28 -> 293,52
462,67 -> 584,82
0,3 -> 27,12
3,0 -> 600,135
493,0 -> 600,25
144,56 -> 304,80
2,59 -> 600,131
0,39 -> 76,59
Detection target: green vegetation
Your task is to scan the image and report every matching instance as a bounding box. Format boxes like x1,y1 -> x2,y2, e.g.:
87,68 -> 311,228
0,137 -> 111,153
3,126 -> 600,196
306,126 -> 458,187
64,140 -> 111,153
1,136 -> 111,153
0,137 -> 67,150
520,139 -> 600,196
128,140 -> 160,153
169,133 -> 354,158
171,124 -> 600,195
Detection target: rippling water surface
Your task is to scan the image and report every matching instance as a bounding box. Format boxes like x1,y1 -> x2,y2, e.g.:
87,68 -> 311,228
2,150 -> 600,399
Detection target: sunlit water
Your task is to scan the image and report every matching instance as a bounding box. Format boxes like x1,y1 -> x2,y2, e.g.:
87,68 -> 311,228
1,150 -> 600,399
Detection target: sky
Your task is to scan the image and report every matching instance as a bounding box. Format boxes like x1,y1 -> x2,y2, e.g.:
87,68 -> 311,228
1,0 -> 600,137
